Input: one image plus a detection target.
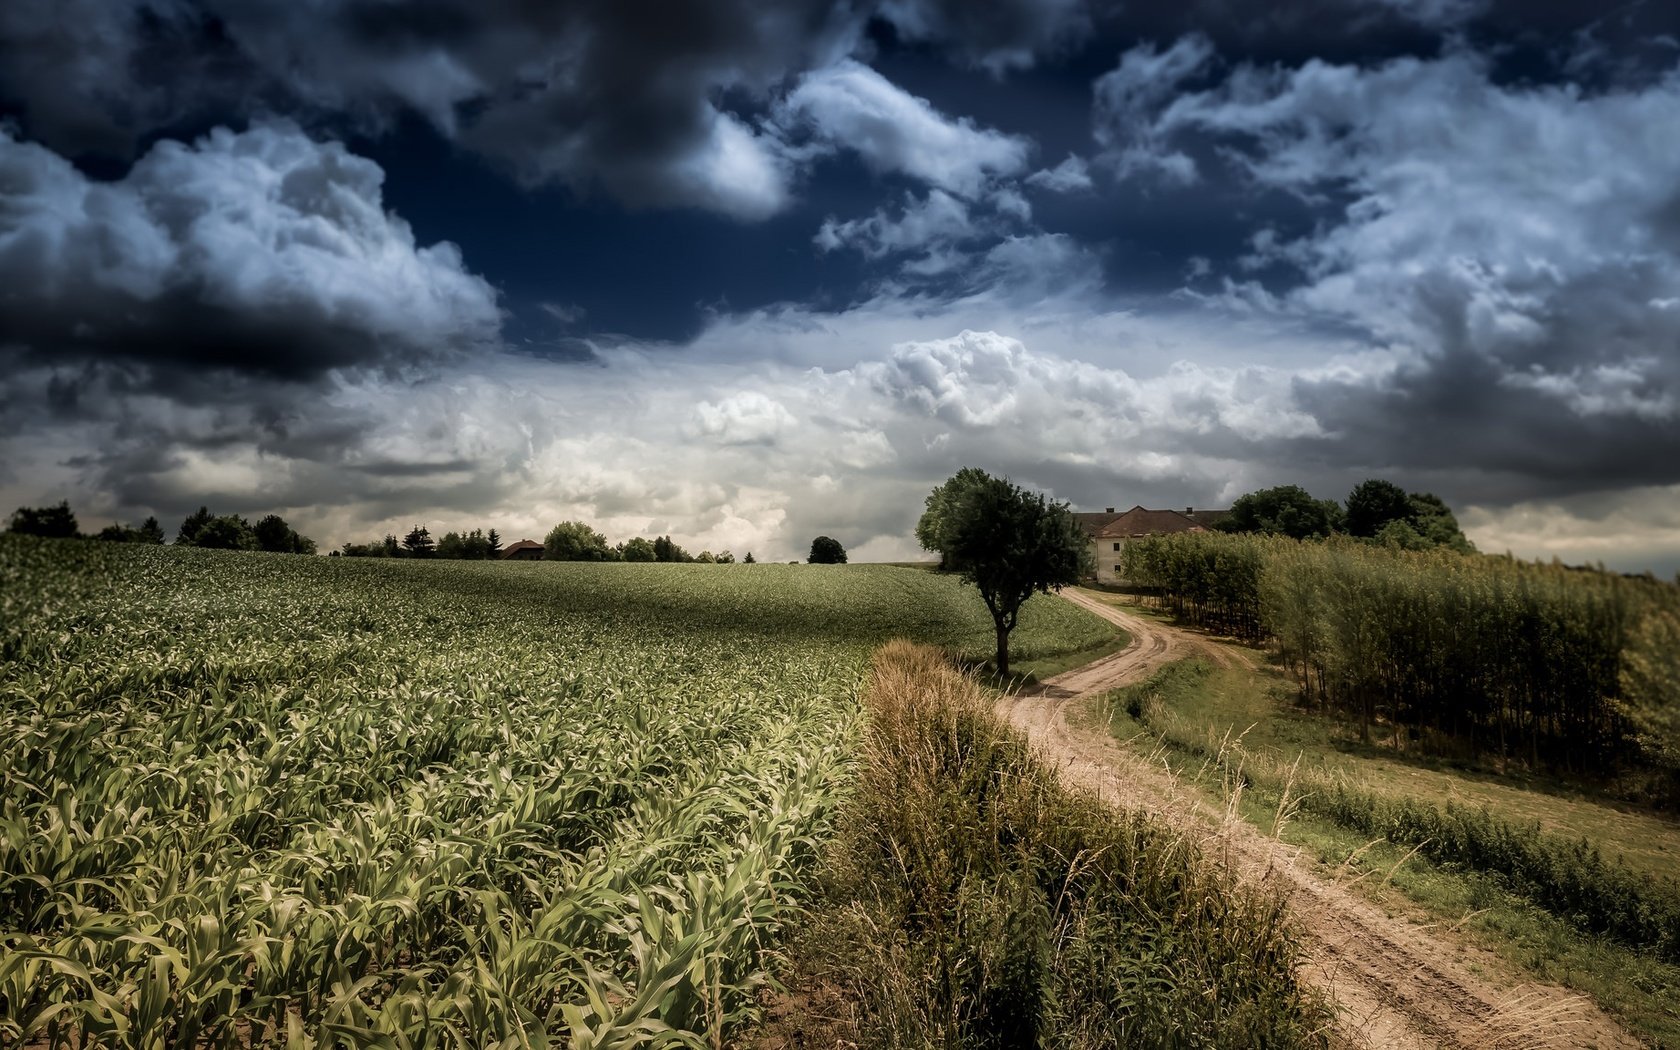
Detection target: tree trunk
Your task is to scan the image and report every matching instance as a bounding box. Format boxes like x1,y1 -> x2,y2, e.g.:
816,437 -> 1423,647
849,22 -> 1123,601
995,617 -> 1011,678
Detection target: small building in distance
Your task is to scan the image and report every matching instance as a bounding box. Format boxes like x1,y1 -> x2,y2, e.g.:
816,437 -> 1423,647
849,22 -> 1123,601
501,539 -> 543,561
1075,505 -> 1230,586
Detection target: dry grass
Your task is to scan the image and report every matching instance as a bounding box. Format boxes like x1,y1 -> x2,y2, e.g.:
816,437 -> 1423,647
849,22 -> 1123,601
765,641 -> 1332,1049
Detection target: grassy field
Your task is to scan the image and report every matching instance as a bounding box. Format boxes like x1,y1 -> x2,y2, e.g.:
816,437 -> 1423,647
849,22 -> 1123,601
1089,621 -> 1680,1047
0,536 -> 1115,1048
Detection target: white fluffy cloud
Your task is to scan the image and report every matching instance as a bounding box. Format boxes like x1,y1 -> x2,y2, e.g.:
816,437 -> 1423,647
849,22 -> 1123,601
1092,35 -> 1215,183
815,189 -> 980,258
1025,154 -> 1093,193
778,60 -> 1031,197
689,391 -> 799,445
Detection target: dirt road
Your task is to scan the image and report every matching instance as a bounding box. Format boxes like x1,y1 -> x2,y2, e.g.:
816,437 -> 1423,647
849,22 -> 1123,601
994,588 -> 1643,1050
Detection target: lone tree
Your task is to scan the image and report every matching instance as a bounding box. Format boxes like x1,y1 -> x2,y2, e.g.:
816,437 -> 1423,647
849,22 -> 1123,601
808,535 -> 847,564
916,468 -> 1090,677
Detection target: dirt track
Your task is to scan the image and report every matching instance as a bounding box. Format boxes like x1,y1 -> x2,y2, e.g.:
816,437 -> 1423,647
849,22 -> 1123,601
994,589 -> 1643,1050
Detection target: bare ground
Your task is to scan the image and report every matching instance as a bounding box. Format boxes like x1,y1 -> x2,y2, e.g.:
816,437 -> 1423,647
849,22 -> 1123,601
992,588 -> 1645,1050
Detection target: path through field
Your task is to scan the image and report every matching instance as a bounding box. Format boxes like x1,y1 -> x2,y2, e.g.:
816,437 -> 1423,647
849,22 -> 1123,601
995,588 -> 1643,1050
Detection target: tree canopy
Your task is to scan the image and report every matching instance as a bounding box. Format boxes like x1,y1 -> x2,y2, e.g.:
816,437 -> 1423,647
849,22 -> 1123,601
544,520 -> 613,561
916,468 -> 1090,677
402,525 -> 435,557
652,535 -> 691,563
1218,484 -> 1344,539
96,516 -> 165,544
191,515 -> 259,550
914,466 -> 990,568
1214,479 -> 1473,553
808,536 -> 847,564
8,501 -> 80,538
1344,479 -> 1414,538
253,514 -> 316,555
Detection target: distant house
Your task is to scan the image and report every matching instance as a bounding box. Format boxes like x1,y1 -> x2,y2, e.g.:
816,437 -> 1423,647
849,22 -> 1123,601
501,539 -> 543,561
1076,505 -> 1230,586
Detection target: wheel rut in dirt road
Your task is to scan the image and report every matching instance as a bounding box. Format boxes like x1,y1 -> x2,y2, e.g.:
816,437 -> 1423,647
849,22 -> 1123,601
994,588 -> 1642,1050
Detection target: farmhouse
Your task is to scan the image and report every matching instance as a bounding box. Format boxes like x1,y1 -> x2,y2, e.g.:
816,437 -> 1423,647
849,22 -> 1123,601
500,539 -> 543,560
1076,505 -> 1230,586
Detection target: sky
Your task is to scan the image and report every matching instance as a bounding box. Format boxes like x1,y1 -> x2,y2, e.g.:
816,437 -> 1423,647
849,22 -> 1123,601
2,0 -> 1678,571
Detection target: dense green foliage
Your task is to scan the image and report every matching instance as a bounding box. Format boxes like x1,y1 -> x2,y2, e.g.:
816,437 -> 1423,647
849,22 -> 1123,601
917,469 -> 1092,676
792,643 -> 1328,1048
0,536 -> 1113,1047
651,535 -> 692,562
7,501 -> 78,538
95,516 -> 166,545
914,466 -> 991,569
252,514 -> 317,555
1122,532 -> 1679,770
1215,479 -> 1471,551
1114,658 -> 1680,965
341,526 -> 501,559
1343,479 -> 1414,538
1218,485 -> 1344,539
543,519 -> 614,561
807,535 -> 847,564
174,507 -> 316,553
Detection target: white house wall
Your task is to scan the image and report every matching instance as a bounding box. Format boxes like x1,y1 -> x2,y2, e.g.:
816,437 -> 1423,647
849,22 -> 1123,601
1091,537 -> 1130,586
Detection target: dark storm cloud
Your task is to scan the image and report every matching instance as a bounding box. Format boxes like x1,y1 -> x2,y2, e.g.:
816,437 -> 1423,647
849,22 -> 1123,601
874,0 -> 1093,73
0,121 -> 501,382
0,0 -> 1095,220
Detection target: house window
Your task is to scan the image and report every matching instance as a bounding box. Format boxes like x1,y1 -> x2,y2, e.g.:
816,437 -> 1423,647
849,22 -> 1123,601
1113,564 -> 1123,573
1112,542 -> 1120,551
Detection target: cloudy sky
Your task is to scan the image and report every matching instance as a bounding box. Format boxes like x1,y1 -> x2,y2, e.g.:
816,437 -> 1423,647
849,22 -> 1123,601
2,0 -> 1678,569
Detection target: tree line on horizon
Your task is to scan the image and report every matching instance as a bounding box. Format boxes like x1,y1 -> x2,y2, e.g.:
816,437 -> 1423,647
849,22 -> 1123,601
336,520 -> 774,565
1215,479 -> 1473,552
8,500 -> 316,554
539,520 -> 763,564
336,525 -> 505,559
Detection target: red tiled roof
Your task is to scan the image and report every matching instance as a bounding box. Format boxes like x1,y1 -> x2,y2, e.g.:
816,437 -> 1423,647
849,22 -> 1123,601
1073,510 -> 1123,536
1078,506 -> 1231,539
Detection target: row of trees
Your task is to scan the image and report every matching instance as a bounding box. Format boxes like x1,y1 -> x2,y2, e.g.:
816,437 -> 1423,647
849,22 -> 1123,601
177,507 -> 317,554
11,501 -> 835,567
1219,479 -> 1473,552
338,526 -> 505,559
541,520 -> 760,564
8,501 -> 315,553
1120,531 -> 1679,771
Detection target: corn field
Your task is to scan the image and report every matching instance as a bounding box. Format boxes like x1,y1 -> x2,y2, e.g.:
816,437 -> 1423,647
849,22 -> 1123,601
1122,533 -> 1678,769
0,536 -> 1110,1048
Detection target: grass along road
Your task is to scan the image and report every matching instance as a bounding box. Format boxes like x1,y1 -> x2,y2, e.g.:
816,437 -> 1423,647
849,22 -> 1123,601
995,587 -> 1645,1050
